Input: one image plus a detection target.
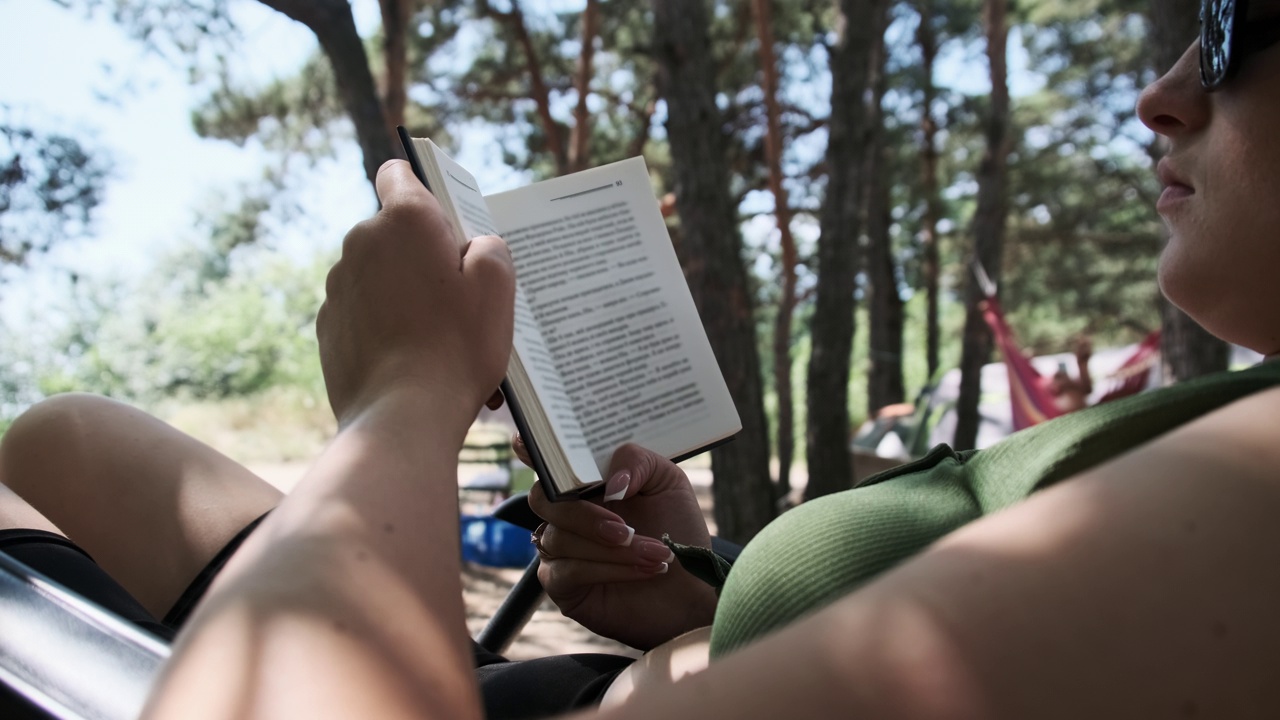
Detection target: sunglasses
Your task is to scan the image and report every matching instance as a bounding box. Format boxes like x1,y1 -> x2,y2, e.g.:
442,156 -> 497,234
1201,0 -> 1280,90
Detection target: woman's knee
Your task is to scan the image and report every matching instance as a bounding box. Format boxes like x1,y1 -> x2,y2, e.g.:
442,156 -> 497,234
0,393 -> 129,495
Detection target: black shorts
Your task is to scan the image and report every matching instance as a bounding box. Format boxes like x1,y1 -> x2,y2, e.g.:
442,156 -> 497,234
0,516 -> 630,717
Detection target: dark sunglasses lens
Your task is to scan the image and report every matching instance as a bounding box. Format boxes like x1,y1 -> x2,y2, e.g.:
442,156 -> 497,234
1201,0 -> 1235,87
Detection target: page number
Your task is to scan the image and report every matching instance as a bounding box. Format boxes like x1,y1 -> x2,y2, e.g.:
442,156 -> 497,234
615,180 -> 623,186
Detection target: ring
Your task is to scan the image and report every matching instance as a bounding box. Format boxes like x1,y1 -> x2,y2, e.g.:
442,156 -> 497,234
530,522 -> 555,561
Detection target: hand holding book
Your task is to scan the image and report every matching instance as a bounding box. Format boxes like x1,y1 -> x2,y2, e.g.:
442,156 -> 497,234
525,442 -> 719,651
318,159 -> 514,433
398,129 -> 740,499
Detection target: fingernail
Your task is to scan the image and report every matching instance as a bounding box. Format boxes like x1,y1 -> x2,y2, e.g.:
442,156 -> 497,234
603,470 -> 630,502
637,540 -> 675,564
640,562 -> 669,575
598,520 -> 635,546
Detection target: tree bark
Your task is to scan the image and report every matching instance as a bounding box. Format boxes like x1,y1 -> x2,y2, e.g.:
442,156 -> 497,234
804,0 -> 886,500
568,0 -> 600,173
652,0 -> 776,543
752,0 -> 799,500
379,0 -> 412,137
916,0 -> 942,381
257,0 -> 395,189
1147,0 -> 1231,382
864,2 -> 903,418
953,0 -> 1011,452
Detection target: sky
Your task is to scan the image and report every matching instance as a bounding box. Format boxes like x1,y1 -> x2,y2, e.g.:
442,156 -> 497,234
0,0 -> 383,328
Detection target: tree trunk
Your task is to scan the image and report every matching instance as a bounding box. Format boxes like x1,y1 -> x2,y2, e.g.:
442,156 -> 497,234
752,0 -> 799,500
804,0 -> 886,500
1160,298 -> 1231,381
953,0 -> 1011,452
652,0 -> 777,543
1147,0 -> 1231,382
568,0 -> 600,173
257,0 -> 395,189
864,3 -> 903,418
379,0 -> 412,137
916,0 -> 942,381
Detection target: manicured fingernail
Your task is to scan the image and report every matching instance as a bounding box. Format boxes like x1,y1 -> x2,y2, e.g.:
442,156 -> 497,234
598,520 -> 635,546
641,562 -> 669,575
637,540 -> 675,564
603,470 -> 630,502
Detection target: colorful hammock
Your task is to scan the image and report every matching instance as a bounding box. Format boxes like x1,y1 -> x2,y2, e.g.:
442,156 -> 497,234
1095,330 -> 1162,404
981,296 -> 1064,430
975,264 -> 1161,431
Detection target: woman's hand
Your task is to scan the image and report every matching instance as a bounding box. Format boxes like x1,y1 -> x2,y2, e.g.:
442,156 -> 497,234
316,160 -> 514,433
523,442 -> 719,650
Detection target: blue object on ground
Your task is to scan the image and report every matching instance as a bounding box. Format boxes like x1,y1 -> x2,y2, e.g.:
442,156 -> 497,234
460,514 -> 538,568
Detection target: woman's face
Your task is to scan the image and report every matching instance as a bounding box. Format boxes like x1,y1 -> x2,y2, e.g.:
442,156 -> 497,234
1136,2 -> 1280,355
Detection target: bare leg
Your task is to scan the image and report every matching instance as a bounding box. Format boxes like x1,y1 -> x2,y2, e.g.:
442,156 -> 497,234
0,483 -> 61,534
0,393 -> 284,619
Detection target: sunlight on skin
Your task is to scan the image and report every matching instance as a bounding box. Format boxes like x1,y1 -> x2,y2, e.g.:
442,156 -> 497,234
145,390 -> 484,720
600,627 -> 712,708
581,579 -> 988,720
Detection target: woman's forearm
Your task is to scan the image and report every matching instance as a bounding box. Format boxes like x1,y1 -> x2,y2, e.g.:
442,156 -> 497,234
144,388 -> 482,720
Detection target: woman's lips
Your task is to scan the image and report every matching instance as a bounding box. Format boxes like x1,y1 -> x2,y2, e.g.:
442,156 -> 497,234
1156,159 -> 1193,214
1157,183 -> 1194,213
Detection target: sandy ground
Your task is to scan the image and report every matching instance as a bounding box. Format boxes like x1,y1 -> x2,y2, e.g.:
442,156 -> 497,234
245,460 -> 744,661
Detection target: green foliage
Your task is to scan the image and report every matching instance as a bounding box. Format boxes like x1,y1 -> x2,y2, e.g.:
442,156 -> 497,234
193,52 -> 345,158
997,0 -> 1163,350
22,240 -> 329,406
0,118 -> 108,267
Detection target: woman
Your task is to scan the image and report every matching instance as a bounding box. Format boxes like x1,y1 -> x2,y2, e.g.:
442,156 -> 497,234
4,0 -> 1280,715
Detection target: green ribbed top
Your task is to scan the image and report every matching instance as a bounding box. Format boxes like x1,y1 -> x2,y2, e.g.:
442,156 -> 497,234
706,362 -> 1280,658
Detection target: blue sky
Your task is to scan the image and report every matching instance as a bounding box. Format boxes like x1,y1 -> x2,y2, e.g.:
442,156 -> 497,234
0,0 -> 584,333
0,1 -> 381,327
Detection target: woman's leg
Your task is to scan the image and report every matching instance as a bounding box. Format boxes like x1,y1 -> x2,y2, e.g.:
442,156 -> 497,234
0,482 -> 177,636
0,393 -> 283,619
0,482 -> 61,534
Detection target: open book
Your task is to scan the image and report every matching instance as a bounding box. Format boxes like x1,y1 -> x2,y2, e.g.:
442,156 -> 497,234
398,129 -> 740,501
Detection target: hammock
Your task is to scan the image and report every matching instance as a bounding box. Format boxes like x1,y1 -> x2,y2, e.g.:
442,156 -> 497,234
1095,330 -> 1162,404
975,264 -> 1161,431
981,296 -> 1064,431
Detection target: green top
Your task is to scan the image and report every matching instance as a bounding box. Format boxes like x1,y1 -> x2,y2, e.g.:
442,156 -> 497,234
699,362 -> 1280,658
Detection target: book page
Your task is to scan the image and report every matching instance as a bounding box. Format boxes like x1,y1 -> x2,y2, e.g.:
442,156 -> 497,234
423,143 -> 601,483
488,157 -> 741,473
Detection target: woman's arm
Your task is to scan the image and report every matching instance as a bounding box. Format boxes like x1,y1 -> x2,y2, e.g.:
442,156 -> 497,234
591,383 -> 1280,719
145,391 -> 484,719
143,159 -> 512,720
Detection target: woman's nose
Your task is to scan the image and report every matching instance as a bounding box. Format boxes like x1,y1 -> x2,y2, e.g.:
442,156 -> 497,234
1136,40 -> 1210,139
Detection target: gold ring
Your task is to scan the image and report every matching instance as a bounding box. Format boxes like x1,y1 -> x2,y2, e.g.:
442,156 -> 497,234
530,522 -> 555,561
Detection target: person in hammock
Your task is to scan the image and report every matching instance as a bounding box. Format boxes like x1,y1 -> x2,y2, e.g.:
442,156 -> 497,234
1048,336 -> 1094,412
3,0 -> 1280,716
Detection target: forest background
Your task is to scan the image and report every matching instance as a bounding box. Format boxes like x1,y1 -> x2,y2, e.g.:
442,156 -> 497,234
0,0 -> 1219,544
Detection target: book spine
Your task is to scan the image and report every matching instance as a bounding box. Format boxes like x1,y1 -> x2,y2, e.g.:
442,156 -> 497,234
396,126 -> 432,193
499,379 -> 562,501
